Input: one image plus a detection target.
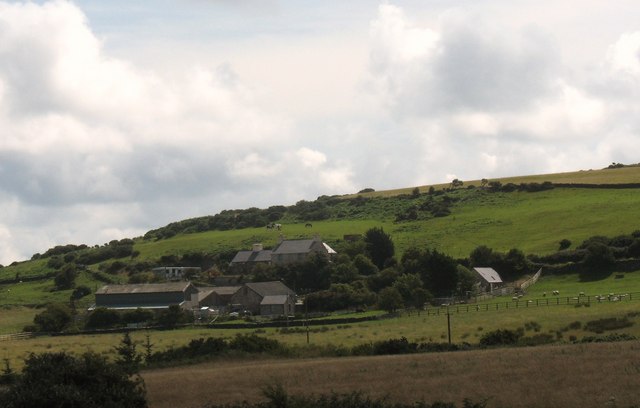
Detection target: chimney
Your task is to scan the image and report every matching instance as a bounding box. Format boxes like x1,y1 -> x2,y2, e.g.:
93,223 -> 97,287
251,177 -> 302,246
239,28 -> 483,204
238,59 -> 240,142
252,243 -> 263,252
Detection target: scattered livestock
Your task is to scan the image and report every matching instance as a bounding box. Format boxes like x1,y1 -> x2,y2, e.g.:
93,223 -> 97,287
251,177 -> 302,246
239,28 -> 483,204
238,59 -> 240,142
305,223 -> 313,228
266,223 -> 282,230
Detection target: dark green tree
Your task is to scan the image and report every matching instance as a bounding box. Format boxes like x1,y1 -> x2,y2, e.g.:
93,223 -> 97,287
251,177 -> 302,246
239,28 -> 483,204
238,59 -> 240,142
114,332 -> 142,376
54,263 -> 77,290
378,286 -> 404,313
470,245 -> 494,267
157,305 -> 192,328
0,352 -> 147,408
70,285 -> 91,301
364,227 -> 395,270
558,239 -> 572,250
32,303 -> 73,332
86,307 -> 121,329
584,242 -> 615,268
353,254 -> 379,276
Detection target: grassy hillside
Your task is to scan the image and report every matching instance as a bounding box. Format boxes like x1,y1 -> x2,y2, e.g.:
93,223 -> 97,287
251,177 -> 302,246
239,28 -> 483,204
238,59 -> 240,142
0,164 -> 639,311
135,187 -> 640,260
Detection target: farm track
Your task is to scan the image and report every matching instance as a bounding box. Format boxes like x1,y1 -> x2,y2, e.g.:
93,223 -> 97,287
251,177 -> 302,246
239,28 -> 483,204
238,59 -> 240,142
142,340 -> 640,408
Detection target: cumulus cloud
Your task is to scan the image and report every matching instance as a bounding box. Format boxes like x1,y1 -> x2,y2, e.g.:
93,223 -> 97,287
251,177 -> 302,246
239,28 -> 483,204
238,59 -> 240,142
0,0 -> 355,263
1,1 -> 639,264
366,3 -> 640,181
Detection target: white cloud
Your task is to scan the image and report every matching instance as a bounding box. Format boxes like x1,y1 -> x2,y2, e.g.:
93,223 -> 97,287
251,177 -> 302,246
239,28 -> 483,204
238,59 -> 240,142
607,32 -> 640,76
296,148 -> 327,168
1,1 -> 640,264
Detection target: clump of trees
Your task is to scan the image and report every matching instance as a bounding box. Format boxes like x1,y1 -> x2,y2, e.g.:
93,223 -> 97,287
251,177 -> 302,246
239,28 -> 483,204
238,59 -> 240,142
0,351 -> 147,408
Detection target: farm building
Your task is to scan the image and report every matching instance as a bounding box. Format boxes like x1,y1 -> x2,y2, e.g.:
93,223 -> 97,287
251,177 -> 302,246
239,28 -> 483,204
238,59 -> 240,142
197,286 -> 241,313
271,236 -> 336,265
151,266 -> 201,281
473,267 -> 503,294
94,282 -> 199,310
230,236 -> 337,268
229,243 -> 273,270
92,281 -> 296,316
230,281 -> 296,315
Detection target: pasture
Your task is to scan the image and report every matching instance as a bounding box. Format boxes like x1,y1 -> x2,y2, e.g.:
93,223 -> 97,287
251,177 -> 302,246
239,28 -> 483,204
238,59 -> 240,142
2,286 -> 640,371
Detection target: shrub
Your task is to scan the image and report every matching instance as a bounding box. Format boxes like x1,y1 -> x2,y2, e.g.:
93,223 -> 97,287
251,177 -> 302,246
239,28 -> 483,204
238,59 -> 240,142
479,329 -> 521,347
229,333 -> 282,354
372,337 -> 417,355
202,385 -> 488,408
558,239 -> 572,250
584,317 -> 633,334
33,303 -> 73,332
518,333 -> 554,346
70,285 -> 91,300
86,307 -> 121,329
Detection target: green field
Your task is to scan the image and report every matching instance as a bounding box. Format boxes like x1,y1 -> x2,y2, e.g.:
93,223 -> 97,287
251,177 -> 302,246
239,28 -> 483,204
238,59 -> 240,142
3,268 -> 640,370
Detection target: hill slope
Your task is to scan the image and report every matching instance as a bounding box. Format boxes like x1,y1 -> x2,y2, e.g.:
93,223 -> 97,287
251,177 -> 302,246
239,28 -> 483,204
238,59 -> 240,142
1,164 -> 639,301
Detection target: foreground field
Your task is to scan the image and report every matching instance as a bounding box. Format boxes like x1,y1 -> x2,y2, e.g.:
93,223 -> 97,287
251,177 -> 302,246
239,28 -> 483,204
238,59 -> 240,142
142,340 -> 640,408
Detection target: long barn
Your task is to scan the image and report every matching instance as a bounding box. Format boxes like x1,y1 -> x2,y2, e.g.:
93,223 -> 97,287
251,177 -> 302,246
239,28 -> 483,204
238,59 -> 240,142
94,282 -> 199,310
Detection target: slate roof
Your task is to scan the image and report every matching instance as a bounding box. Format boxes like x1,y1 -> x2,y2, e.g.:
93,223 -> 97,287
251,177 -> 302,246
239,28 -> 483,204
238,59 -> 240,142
473,267 -> 503,283
245,281 -> 296,297
260,295 -> 290,305
197,286 -> 241,301
271,239 -> 315,255
230,250 -> 272,264
95,282 -> 195,295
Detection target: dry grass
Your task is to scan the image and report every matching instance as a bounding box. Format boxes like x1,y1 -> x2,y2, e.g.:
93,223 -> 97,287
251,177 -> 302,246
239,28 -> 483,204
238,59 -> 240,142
142,340 -> 640,408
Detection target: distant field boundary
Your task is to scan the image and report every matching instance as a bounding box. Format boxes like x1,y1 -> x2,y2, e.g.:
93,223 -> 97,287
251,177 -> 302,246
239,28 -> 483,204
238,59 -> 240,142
426,292 -> 639,316
554,183 -> 640,189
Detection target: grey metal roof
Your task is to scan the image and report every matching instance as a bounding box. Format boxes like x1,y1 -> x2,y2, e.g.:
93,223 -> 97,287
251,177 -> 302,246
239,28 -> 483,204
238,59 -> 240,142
95,282 -> 195,295
245,281 -> 295,297
260,295 -> 289,305
473,267 -> 503,283
230,250 -> 272,264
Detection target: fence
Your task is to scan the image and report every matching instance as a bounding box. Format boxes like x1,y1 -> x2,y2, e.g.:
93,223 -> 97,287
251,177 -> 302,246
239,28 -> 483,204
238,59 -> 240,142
0,332 -> 34,341
424,291 -> 639,316
519,268 -> 542,291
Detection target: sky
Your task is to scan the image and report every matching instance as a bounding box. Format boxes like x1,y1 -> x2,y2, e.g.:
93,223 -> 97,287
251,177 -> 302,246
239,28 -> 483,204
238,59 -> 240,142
1,0 -> 639,265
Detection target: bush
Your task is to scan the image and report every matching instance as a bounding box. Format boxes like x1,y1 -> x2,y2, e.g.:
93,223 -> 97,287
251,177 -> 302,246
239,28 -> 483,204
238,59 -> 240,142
70,285 -> 91,300
229,333 -> 282,354
202,384 -> 488,408
584,317 -> 633,334
479,329 -> 521,347
86,307 -> 122,329
372,337 -> 417,355
558,239 -> 572,250
33,303 -> 73,333
583,243 -> 615,268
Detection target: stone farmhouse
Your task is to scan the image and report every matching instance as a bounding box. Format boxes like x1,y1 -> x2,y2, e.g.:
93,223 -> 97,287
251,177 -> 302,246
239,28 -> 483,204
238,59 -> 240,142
230,236 -> 337,269
93,280 -> 296,316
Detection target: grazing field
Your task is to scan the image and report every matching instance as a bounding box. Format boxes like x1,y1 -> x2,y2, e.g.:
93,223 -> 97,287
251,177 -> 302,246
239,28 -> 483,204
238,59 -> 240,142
142,340 -> 640,408
2,292 -> 640,371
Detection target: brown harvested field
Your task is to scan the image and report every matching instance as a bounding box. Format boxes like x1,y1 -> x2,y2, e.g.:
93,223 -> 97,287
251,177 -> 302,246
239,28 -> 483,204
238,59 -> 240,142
143,340 -> 640,408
